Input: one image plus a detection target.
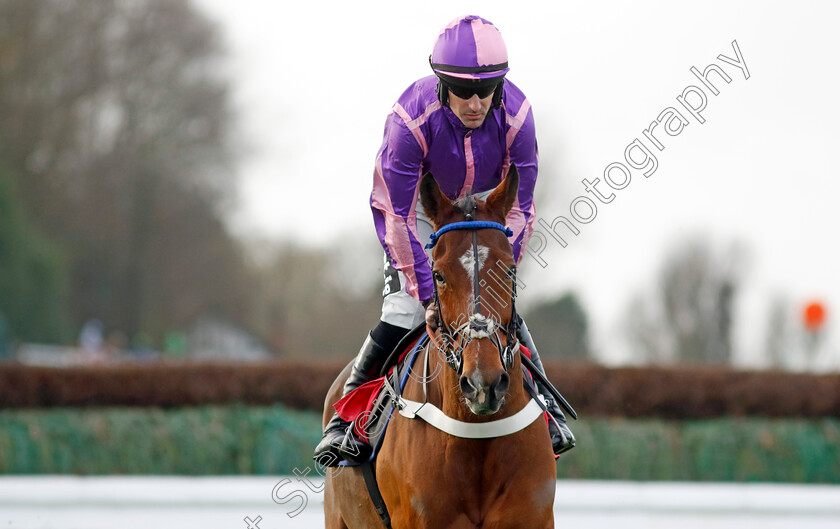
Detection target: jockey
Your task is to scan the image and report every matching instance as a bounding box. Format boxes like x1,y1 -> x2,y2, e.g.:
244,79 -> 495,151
315,15 -> 575,465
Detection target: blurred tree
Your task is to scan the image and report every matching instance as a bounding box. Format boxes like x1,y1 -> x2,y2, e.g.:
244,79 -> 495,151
0,165 -> 69,343
0,0 -> 251,340
624,239 -> 744,365
522,292 -> 591,360
764,295 -> 791,368
623,293 -> 671,364
0,312 -> 8,357
248,240 -> 381,359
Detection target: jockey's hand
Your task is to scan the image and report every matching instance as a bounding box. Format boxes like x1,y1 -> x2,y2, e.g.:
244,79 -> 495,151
423,298 -> 439,335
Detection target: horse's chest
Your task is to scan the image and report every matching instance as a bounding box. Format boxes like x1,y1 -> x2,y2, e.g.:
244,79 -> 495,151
405,486 -> 541,529
382,436 -> 554,527
403,462 -> 509,521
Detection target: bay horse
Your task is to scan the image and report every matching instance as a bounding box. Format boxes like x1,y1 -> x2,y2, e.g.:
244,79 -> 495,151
322,166 -> 557,528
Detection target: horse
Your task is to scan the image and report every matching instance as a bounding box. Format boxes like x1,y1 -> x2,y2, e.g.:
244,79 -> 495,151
322,166 -> 557,528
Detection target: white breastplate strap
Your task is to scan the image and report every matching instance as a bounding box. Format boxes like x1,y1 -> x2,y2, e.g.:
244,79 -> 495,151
396,396 -> 545,439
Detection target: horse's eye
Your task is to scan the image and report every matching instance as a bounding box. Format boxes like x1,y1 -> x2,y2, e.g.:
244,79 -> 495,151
505,266 -> 516,281
433,271 -> 446,284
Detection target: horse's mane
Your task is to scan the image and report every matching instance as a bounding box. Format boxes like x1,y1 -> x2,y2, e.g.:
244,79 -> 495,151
452,195 -> 478,219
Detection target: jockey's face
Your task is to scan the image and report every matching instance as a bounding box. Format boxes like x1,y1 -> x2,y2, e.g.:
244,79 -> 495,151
448,90 -> 494,129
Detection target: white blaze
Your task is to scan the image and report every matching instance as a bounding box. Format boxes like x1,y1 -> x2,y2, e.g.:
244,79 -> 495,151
459,245 -> 494,335
459,245 -> 489,282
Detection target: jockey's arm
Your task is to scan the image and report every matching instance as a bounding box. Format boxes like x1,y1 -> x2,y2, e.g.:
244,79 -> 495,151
503,100 -> 539,265
370,112 -> 434,303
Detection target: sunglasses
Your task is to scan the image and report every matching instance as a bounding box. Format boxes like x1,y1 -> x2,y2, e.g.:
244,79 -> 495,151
446,82 -> 498,100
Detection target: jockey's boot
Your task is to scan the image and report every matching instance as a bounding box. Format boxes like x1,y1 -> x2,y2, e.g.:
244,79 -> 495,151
313,333 -> 388,466
517,318 -> 576,455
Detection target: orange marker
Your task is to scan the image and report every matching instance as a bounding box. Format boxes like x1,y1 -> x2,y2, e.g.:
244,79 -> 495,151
803,301 -> 827,331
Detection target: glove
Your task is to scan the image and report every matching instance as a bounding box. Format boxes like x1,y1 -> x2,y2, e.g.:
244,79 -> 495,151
423,298 -> 439,334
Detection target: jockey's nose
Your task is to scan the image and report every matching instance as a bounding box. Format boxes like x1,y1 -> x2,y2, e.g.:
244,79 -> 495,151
467,94 -> 482,111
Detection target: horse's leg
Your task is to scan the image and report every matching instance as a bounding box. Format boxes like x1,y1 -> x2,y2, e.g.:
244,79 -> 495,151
324,479 -> 348,529
478,434 -> 557,529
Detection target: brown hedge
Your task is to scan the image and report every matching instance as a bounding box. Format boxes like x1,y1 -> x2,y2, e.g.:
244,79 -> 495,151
0,360 -> 347,410
545,363 -> 840,419
1,361 -> 838,419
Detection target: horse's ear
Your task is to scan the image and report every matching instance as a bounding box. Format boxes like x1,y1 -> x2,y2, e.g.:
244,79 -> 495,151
420,172 -> 454,229
486,164 -> 519,220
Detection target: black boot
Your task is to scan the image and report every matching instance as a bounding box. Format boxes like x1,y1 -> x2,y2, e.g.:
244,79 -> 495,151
314,333 -> 388,466
517,318 -> 576,455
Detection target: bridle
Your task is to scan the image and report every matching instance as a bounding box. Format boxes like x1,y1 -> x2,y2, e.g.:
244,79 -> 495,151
389,208 -> 555,443
425,218 -> 520,374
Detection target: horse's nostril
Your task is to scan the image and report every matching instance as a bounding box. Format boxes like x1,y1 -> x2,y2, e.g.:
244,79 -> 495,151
459,375 -> 476,397
492,372 -> 510,398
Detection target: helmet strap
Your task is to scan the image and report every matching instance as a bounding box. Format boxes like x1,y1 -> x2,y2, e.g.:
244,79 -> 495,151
436,77 -> 449,107
491,79 -> 504,109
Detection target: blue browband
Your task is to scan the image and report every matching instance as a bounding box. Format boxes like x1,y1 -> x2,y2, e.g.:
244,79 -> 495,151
426,221 -> 514,249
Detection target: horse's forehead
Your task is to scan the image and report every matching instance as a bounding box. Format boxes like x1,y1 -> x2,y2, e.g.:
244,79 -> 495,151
459,244 -> 490,281
435,227 -> 511,272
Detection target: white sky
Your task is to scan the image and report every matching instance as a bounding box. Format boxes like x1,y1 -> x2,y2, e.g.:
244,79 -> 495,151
196,0 -> 840,369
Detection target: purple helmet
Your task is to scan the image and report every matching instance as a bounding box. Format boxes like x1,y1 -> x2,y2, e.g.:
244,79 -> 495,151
430,15 -> 509,108
430,15 -> 509,80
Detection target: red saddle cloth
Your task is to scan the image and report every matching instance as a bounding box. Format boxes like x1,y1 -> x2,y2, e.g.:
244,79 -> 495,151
333,377 -> 386,442
332,343 -> 545,442
332,335 -> 425,441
